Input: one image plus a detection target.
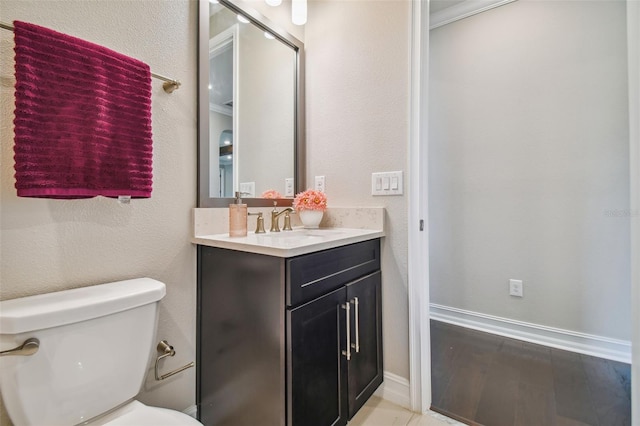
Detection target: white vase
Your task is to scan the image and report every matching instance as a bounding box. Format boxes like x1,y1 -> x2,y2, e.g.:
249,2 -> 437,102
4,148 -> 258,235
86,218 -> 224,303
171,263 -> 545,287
298,210 -> 323,229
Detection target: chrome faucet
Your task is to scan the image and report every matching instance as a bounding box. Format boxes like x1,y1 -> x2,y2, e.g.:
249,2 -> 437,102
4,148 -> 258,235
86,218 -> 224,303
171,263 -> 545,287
270,202 -> 294,232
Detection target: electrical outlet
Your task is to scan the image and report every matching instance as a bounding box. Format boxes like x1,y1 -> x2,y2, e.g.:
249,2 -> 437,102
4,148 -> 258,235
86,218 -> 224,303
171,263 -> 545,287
315,176 -> 325,193
509,279 -> 523,297
285,178 -> 294,197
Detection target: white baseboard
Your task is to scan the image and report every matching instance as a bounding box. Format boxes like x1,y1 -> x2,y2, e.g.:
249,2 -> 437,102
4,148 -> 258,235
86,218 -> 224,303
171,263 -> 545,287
182,405 -> 198,419
374,371 -> 411,410
430,303 -> 631,364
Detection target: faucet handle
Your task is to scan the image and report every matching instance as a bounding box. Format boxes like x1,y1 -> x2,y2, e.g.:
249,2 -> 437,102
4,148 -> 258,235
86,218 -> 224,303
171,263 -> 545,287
282,211 -> 295,231
248,212 -> 266,233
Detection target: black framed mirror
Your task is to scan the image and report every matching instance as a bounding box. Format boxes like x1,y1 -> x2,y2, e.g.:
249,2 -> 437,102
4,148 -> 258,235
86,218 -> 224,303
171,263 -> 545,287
198,0 -> 305,207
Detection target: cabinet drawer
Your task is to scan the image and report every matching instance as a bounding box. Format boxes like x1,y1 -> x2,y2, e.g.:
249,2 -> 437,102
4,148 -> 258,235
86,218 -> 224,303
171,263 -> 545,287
286,239 -> 380,307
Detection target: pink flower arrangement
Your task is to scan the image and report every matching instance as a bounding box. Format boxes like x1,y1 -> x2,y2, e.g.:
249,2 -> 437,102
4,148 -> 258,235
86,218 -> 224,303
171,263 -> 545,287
293,189 -> 327,212
261,189 -> 283,199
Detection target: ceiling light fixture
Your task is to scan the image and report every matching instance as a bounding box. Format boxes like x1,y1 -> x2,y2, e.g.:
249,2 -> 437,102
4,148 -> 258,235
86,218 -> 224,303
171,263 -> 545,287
237,14 -> 250,24
291,0 -> 307,25
265,0 -> 306,26
264,31 -> 275,40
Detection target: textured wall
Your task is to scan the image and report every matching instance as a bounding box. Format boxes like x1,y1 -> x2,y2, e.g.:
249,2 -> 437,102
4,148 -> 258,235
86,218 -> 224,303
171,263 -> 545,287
429,0 -> 631,339
0,5 -> 415,426
305,0 -> 412,379
0,0 -> 198,423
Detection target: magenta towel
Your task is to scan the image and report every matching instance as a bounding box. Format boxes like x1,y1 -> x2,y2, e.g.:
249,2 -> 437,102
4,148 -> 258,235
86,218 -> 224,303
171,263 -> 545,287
13,21 -> 153,199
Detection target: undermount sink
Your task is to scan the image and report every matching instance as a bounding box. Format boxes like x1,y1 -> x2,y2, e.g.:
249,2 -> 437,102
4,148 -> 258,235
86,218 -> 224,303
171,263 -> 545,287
249,228 -> 353,249
254,229 -> 327,247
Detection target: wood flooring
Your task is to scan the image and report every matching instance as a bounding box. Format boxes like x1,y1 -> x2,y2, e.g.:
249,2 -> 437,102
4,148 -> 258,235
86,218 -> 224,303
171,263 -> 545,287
430,320 -> 631,426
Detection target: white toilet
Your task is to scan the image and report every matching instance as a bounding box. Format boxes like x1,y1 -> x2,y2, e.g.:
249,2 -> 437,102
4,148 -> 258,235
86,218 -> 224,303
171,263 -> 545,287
0,278 -> 202,425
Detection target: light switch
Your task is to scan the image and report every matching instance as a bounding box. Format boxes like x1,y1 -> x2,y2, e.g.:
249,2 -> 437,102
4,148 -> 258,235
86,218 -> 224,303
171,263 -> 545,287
239,182 -> 255,197
375,177 -> 382,190
371,171 -> 403,196
285,178 -> 294,197
382,177 -> 390,190
391,176 -> 399,190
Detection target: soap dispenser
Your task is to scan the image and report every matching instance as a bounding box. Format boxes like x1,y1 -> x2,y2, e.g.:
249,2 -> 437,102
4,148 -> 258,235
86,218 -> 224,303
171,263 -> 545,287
229,192 -> 248,237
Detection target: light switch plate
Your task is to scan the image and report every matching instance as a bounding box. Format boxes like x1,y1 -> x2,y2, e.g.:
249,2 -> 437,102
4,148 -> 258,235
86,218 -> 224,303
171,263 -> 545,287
315,176 -> 325,193
371,171 -> 403,196
285,178 -> 294,197
239,182 -> 255,198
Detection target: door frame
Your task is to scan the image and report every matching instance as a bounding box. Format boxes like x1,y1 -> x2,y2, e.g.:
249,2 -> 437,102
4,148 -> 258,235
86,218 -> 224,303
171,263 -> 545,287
628,0 -> 639,421
407,0 -> 431,414
408,0 -> 640,417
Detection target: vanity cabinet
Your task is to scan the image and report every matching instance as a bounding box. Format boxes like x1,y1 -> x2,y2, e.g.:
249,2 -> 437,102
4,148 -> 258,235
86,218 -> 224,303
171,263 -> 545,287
288,271 -> 382,425
197,238 -> 382,426
287,240 -> 383,425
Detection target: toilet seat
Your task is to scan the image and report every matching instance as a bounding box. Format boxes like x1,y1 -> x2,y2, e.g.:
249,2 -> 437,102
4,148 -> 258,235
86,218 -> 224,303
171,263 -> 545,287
90,400 -> 203,425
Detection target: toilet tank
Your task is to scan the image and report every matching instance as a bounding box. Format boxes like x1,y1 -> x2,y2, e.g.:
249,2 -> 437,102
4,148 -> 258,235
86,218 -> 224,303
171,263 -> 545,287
0,278 -> 166,426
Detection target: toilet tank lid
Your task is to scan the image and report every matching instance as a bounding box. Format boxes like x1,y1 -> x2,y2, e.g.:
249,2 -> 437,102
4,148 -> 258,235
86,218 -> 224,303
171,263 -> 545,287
0,278 -> 166,334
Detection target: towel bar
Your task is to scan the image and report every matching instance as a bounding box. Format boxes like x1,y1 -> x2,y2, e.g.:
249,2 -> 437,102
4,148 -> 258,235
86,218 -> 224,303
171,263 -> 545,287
0,21 -> 181,93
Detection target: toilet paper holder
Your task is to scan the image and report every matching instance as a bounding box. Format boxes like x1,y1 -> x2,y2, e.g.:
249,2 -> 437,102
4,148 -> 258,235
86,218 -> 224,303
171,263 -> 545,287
155,340 -> 195,381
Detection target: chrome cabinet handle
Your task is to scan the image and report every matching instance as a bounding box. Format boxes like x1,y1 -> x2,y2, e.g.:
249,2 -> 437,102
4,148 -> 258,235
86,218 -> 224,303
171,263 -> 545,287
351,297 -> 360,353
341,303 -> 351,361
0,338 -> 39,357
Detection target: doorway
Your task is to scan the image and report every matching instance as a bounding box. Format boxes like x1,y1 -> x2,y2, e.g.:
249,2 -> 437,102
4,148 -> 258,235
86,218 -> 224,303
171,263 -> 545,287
409,0 -> 640,421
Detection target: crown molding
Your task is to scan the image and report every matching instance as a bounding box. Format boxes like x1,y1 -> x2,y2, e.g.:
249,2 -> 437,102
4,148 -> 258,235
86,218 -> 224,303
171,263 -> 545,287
430,0 -> 517,30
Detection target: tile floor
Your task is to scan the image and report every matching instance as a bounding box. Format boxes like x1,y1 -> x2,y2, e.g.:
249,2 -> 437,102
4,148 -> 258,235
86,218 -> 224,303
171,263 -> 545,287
349,396 -> 464,426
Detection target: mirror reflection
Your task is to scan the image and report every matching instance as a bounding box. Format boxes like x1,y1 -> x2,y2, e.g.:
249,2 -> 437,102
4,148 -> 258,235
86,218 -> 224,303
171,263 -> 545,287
200,0 -> 304,206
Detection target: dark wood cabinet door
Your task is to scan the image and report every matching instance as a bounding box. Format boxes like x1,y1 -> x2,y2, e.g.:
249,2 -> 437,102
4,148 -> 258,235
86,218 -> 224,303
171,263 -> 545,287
346,271 -> 383,419
198,247 -> 285,426
287,286 -> 348,426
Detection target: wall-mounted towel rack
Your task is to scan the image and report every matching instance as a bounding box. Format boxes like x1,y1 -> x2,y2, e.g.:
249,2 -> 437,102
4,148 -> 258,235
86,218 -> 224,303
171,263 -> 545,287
0,21 -> 181,93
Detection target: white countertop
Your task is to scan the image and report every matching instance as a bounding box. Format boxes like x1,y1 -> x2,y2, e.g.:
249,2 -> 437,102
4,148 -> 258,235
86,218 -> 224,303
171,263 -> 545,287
192,227 -> 385,257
